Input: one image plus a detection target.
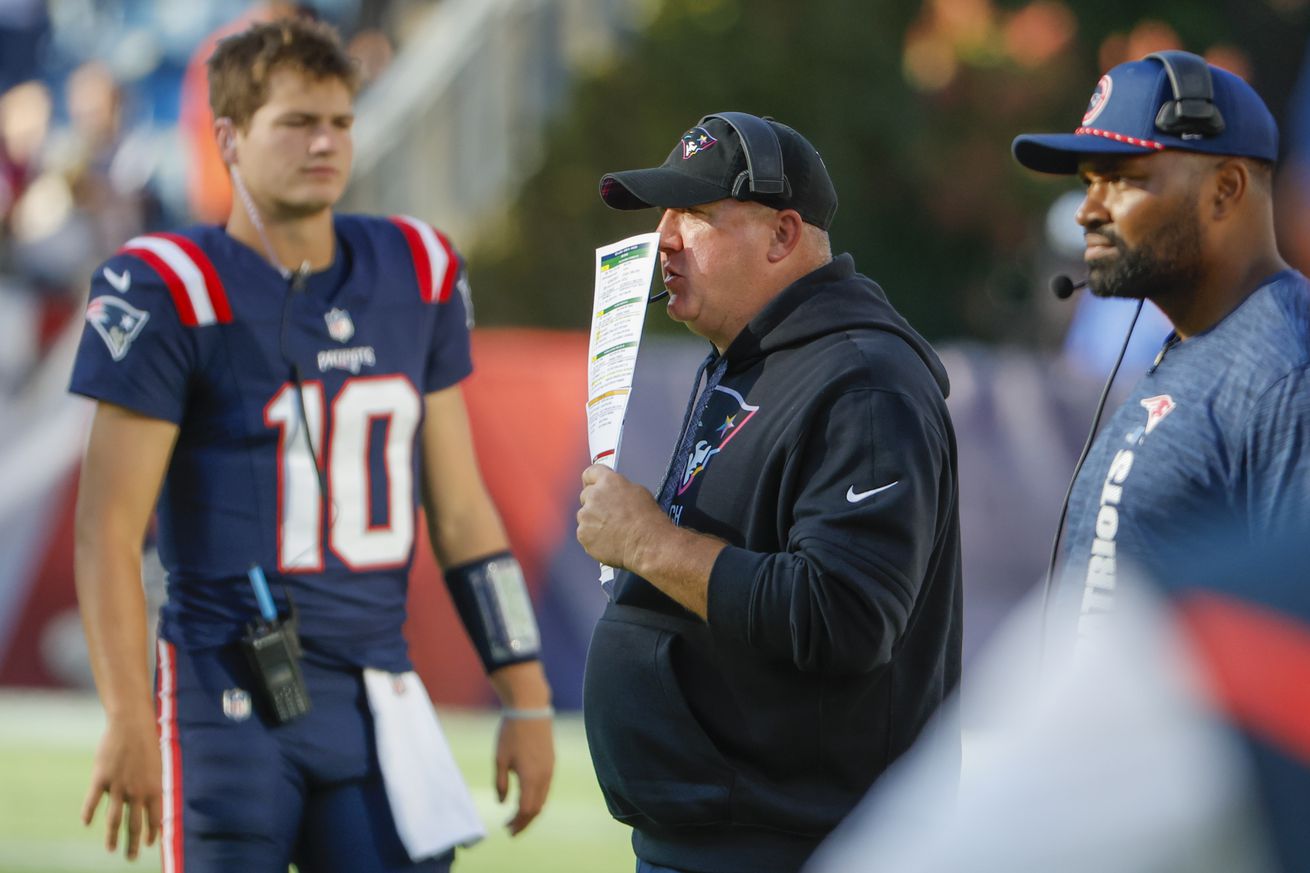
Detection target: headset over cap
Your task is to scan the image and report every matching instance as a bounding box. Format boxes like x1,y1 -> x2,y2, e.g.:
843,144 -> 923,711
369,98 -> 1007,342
1012,51 -> 1278,175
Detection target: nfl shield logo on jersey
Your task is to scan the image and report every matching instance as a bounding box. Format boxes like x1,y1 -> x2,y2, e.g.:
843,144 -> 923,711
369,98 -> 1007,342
85,295 -> 149,361
222,688 -> 253,722
325,308 -> 355,343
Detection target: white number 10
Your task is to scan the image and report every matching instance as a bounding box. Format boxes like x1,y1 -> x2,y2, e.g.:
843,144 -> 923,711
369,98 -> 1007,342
264,375 -> 422,572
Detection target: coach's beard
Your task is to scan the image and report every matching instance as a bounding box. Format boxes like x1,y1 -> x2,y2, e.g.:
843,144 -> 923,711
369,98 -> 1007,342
1087,218 -> 1204,301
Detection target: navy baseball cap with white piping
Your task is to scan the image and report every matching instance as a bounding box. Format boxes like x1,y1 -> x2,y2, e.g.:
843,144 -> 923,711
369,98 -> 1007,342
1012,52 -> 1279,175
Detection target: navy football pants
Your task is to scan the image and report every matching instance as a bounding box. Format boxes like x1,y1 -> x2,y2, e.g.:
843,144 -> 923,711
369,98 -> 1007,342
156,640 -> 455,873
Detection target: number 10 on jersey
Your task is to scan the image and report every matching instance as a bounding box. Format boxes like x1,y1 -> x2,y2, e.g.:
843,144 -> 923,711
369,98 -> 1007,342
264,375 -> 422,572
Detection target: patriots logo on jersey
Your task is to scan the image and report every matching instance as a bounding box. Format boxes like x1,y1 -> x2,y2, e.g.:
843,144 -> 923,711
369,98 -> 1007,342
325,308 -> 355,343
85,295 -> 149,361
681,127 -> 718,159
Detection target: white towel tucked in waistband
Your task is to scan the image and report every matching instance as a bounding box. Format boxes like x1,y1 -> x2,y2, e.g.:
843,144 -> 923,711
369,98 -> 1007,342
363,669 -> 486,860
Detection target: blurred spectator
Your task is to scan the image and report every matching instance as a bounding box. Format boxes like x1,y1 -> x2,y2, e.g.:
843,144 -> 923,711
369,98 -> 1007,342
348,27 -> 394,87
0,79 -> 54,391
0,58 -> 170,392
0,79 -> 52,229
12,62 -> 161,305
45,61 -> 161,264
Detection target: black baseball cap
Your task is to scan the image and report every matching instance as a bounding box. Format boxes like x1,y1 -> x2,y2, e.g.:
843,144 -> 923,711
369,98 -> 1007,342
1013,54 -> 1278,175
599,113 -> 839,230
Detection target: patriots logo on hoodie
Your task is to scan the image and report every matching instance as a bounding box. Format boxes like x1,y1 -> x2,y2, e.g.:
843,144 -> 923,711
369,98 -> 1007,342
681,127 -> 718,159
678,385 -> 759,496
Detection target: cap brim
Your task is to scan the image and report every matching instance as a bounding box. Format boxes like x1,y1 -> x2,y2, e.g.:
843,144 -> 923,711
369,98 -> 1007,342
1012,133 -> 1157,174
599,167 -> 732,210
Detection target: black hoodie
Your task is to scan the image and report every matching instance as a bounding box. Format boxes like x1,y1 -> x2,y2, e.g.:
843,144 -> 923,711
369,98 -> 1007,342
583,254 -> 964,872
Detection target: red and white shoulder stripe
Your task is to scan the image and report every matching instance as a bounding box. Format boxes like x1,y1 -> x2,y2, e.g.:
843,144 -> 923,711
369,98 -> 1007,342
389,215 -> 459,304
119,233 -> 233,327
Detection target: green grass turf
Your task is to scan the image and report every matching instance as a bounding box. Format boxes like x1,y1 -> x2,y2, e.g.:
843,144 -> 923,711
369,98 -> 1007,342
0,691 -> 633,873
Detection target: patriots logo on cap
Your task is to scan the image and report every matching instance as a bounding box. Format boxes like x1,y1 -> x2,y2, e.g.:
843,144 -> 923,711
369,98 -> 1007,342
681,126 -> 718,159
1140,394 -> 1175,434
85,295 -> 149,361
1083,74 -> 1113,125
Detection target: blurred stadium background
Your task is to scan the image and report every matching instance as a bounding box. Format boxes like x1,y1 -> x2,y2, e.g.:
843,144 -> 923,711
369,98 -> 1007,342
2,0 -> 1310,869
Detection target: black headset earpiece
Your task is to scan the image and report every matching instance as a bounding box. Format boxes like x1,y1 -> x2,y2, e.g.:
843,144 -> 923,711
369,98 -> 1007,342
699,111 -> 788,199
1147,50 -> 1225,139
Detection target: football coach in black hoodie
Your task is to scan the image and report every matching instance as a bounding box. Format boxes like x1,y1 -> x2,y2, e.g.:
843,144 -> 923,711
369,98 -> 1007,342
577,112 -> 963,873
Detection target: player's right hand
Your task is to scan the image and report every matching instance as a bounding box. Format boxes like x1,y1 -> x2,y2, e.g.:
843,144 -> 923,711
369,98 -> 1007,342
82,713 -> 163,860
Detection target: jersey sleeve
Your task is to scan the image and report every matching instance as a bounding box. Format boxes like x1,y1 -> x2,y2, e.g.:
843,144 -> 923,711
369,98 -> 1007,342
423,257 -> 474,393
707,388 -> 955,674
387,215 -> 474,394
68,254 -> 196,423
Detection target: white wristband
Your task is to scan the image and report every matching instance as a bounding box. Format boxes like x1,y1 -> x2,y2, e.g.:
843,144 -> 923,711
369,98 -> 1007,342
501,706 -> 554,720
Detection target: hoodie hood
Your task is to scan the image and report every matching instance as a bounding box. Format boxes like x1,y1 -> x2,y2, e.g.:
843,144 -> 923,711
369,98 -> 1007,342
722,254 -> 950,398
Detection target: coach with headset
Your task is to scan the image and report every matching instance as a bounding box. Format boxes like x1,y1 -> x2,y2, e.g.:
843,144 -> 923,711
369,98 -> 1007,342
575,113 -> 964,873
1013,52 -> 1310,642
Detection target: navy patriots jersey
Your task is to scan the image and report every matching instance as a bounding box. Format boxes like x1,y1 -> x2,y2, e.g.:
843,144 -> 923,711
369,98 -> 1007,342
70,215 -> 473,670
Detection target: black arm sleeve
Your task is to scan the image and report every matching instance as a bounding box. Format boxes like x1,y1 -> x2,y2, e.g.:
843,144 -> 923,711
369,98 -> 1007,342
706,388 -> 953,674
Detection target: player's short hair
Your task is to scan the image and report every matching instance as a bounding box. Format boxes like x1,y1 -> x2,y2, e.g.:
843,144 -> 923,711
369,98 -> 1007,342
208,18 -> 359,129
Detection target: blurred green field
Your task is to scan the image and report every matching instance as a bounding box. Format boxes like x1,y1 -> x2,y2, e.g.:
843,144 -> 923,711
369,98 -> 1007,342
0,691 -> 633,873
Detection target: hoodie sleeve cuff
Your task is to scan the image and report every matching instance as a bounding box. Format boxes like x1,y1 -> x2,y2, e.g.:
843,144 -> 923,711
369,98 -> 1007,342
706,545 -> 766,645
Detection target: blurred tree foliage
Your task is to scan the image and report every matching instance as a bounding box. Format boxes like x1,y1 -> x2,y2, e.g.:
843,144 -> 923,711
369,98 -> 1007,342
467,0 -> 1309,343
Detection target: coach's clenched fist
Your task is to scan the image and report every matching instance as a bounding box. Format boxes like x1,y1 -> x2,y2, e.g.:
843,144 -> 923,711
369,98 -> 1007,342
576,464 -> 667,571
576,464 -> 725,619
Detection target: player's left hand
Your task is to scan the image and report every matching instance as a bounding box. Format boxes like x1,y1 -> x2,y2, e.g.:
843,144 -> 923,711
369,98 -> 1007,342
494,711 -> 554,835
488,661 -> 554,835
577,464 -> 668,570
